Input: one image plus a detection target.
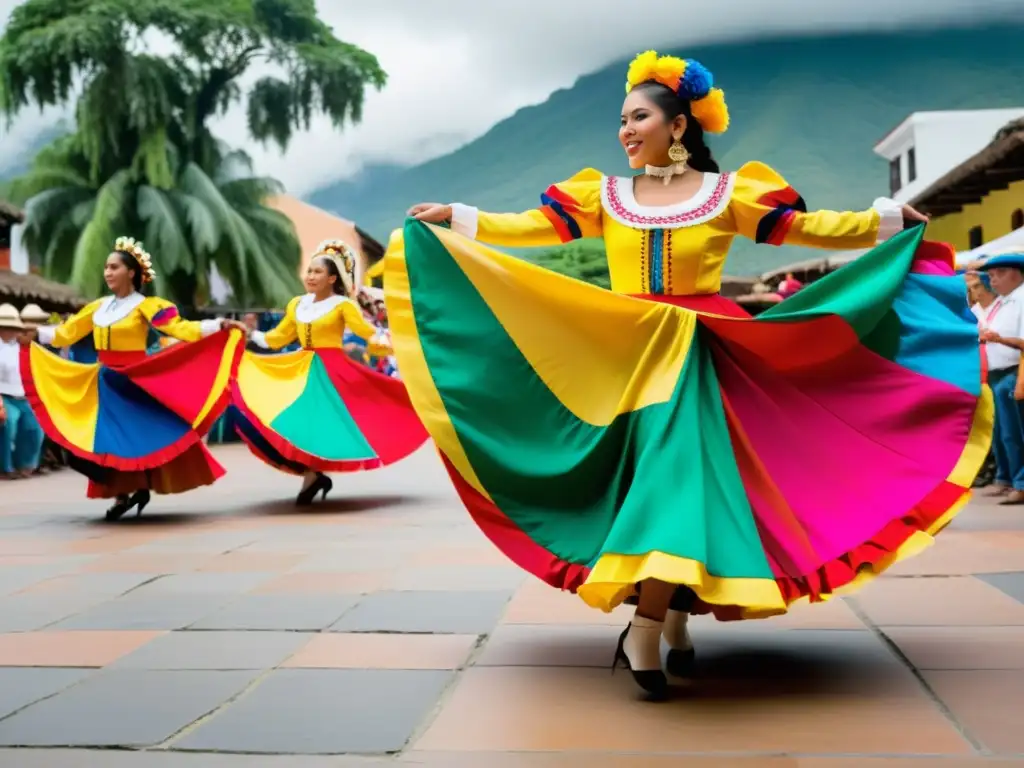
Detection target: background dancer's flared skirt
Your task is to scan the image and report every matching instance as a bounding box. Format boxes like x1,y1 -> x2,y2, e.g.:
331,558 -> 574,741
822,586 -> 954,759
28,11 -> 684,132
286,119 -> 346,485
231,348 -> 428,474
384,221 -> 992,621
21,332 -> 242,498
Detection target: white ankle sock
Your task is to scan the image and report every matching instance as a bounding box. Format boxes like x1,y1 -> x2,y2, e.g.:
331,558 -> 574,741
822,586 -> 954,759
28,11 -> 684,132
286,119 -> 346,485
623,614 -> 663,671
663,609 -> 693,651
300,471 -> 318,491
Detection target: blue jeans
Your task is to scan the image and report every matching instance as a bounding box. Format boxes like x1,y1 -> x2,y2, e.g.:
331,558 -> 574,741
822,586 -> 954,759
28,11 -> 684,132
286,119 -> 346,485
990,370 -> 1024,490
1,395 -> 45,474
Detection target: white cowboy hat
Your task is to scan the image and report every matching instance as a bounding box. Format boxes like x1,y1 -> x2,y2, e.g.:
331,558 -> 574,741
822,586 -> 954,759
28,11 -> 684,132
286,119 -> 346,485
0,303 -> 25,330
19,303 -> 50,324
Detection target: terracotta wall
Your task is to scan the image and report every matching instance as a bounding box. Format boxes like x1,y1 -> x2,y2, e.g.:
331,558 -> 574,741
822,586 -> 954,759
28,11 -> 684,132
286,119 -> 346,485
265,195 -> 368,284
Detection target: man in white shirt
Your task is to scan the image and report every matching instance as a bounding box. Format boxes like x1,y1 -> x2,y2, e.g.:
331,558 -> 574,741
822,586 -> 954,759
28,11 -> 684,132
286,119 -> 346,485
978,254 -> 1024,504
0,303 -> 45,479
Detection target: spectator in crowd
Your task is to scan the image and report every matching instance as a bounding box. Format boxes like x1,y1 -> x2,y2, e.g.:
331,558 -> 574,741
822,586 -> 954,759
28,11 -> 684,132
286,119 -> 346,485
0,303 -> 45,479
776,272 -> 804,299
19,304 -> 66,473
976,255 -> 1024,504
966,271 -> 999,487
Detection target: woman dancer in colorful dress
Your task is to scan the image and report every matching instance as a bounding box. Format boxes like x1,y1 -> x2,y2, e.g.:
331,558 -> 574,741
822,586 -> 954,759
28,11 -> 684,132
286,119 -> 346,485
232,240 -> 427,505
21,237 -> 244,520
388,51 -> 991,699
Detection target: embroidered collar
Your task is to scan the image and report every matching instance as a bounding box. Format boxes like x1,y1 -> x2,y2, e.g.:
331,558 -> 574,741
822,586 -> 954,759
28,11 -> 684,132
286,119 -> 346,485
294,293 -> 348,323
601,172 -> 734,229
93,292 -> 145,327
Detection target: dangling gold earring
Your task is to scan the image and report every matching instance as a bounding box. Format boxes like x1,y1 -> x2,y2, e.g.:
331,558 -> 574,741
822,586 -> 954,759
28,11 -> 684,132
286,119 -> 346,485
668,138 -> 689,165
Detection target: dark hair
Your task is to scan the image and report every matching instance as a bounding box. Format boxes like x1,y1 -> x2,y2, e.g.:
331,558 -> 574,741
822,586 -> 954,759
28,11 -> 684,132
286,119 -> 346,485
631,82 -> 720,173
312,255 -> 347,295
114,251 -> 144,293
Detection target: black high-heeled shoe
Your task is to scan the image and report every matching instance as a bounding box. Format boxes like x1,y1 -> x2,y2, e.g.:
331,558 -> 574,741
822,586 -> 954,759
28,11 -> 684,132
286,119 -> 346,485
128,489 -> 151,517
666,647 -> 696,679
105,495 -> 131,521
296,474 -> 333,506
612,625 -> 669,701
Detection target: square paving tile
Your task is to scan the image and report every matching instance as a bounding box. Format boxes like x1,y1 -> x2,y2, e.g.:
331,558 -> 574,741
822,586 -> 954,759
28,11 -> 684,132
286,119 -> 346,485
399,756 -> 799,768
0,594 -> 107,632
0,668 -> 93,719
413,665 -> 969,754
173,669 -> 451,754
255,571 -> 393,594
0,669 -> 258,747
0,631 -> 163,667
110,631 -> 309,670
476,624 -> 623,667
330,591 -> 512,634
885,626 -> 1024,670
19,572 -> 157,598
188,594 -> 360,631
51,593 -> 234,631
390,566 -> 525,592
501,580 -> 634,626
198,553 -> 307,572
0,750 -> 391,767
976,572 -> 1024,605
131,572 -> 275,595
851,576 -> 1024,626
80,554 -> 212,573
924,670 -> 1024,754
284,633 -> 477,669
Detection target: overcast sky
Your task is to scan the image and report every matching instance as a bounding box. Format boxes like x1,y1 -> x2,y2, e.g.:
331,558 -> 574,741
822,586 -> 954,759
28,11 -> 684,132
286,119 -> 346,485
1,0 -> 1020,195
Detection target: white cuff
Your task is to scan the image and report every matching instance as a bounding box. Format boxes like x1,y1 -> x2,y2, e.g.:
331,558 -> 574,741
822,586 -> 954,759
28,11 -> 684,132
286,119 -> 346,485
872,197 -> 904,243
36,325 -> 57,346
199,319 -> 222,337
450,203 -> 479,239
249,330 -> 270,349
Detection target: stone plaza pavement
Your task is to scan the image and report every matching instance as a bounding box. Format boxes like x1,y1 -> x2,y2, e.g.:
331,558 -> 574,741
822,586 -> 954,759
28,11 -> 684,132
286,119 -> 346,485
0,444 -> 1023,766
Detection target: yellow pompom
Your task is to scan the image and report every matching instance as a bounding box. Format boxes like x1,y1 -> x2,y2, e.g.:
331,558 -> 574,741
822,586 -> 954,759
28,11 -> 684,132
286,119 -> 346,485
625,50 -> 688,94
653,56 -> 686,89
625,50 -> 659,91
690,87 -> 730,134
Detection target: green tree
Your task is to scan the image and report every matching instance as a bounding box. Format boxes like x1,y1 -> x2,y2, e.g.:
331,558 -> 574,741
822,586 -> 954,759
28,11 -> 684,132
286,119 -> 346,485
532,239 -> 610,289
0,0 -> 386,307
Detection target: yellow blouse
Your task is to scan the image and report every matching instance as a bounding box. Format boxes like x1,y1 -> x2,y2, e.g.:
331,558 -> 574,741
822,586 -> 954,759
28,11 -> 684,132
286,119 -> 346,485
449,161 -> 904,296
37,293 -> 219,351
251,293 -> 390,356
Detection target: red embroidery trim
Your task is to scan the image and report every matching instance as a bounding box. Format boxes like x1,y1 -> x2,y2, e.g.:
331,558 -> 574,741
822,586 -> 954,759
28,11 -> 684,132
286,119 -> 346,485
604,173 -> 732,226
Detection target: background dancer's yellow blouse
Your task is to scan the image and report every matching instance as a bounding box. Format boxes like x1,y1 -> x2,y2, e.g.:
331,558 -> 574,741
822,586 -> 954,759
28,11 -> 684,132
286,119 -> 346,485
448,161 -> 904,296
251,294 -> 390,355
36,293 -> 220,351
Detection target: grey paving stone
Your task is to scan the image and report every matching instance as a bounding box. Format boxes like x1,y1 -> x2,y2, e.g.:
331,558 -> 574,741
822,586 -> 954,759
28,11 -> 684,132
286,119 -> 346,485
0,565 -> 70,597
132,572 -> 275,595
0,670 -> 258,747
0,749 -> 385,766
32,572 -> 158,597
173,669 -> 451,754
51,593 -> 234,631
0,594 -> 106,632
188,594 -> 360,631
977,571 -> 1024,604
329,590 -> 512,634
0,668 -> 93,719
110,631 -> 310,670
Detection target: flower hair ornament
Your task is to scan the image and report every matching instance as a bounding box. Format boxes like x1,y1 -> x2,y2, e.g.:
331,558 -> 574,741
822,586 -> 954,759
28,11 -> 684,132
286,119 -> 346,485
625,51 -> 730,135
314,239 -> 357,296
113,236 -> 156,283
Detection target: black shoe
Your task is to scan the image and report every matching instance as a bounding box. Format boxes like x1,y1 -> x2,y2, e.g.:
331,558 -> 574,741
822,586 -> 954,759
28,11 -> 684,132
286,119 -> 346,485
296,474 -> 333,506
666,647 -> 696,679
105,495 -> 131,521
612,625 -> 669,701
128,489 -> 151,517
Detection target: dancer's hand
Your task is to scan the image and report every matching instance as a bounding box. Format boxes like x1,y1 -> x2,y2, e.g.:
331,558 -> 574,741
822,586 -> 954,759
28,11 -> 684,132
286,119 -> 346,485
220,319 -> 247,333
981,329 -> 1001,344
901,204 -> 928,224
18,329 -> 36,345
407,203 -> 452,223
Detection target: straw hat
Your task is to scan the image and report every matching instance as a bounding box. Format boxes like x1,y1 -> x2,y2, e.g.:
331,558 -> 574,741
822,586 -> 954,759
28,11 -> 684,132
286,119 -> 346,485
19,303 -> 50,325
0,303 -> 25,330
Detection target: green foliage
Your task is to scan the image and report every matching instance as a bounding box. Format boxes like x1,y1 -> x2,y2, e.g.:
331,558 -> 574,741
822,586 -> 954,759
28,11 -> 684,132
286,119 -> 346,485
531,239 -> 609,289
0,0 -> 386,306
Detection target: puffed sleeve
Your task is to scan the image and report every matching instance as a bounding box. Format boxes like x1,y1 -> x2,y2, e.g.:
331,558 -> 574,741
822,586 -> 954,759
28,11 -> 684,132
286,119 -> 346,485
35,300 -> 103,347
249,298 -> 300,351
727,161 -> 904,250
140,297 -> 221,342
450,168 -> 605,248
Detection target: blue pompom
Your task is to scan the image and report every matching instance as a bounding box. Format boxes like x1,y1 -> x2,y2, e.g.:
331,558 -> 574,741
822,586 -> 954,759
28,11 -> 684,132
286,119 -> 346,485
678,59 -> 713,100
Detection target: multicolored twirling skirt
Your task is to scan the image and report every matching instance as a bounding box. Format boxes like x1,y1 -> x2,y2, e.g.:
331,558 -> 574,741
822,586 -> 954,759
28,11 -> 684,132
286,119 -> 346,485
230,347 -> 428,475
21,331 -> 243,498
384,220 -> 992,621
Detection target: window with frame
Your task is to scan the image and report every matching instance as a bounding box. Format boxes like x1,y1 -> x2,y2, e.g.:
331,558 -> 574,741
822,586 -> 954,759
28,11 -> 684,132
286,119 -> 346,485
1012,208 -> 1024,231
968,226 -> 984,250
889,157 -> 902,195
907,147 -> 917,183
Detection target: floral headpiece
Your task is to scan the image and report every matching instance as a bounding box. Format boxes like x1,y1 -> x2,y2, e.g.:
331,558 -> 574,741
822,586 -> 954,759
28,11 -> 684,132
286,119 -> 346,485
113,236 -> 156,283
625,51 -> 729,134
314,239 -> 357,296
